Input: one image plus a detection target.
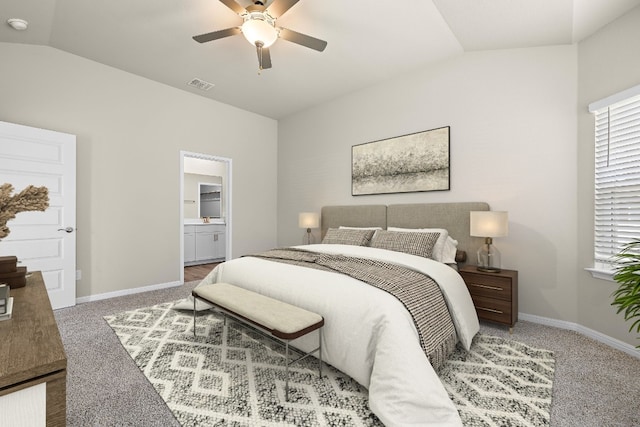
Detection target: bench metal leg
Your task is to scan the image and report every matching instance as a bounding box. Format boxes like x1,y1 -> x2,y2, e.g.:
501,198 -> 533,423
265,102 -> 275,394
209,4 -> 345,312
285,341 -> 290,401
284,329 -> 323,402
319,328 -> 322,379
193,296 -> 196,337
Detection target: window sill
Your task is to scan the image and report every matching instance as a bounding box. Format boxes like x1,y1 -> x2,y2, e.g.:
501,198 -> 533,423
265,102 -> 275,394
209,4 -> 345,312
585,267 -> 615,282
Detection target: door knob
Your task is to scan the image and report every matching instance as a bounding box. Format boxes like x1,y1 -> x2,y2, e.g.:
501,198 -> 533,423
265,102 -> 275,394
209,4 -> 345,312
57,227 -> 75,233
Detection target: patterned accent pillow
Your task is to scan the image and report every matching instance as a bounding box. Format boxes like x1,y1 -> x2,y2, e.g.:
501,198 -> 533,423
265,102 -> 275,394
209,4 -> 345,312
322,228 -> 376,246
370,230 -> 441,259
387,227 -> 449,262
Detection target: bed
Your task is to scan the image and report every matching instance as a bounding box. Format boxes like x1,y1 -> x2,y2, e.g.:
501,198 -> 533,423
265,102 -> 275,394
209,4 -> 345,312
177,202 -> 489,426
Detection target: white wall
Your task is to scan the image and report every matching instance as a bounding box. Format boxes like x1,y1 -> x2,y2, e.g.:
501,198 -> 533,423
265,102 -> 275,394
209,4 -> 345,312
278,46 -> 580,324
0,43 -> 278,298
577,6 -> 640,345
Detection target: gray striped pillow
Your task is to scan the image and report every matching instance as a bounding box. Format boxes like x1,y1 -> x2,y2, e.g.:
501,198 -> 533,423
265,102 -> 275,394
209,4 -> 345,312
370,230 -> 441,259
322,228 -> 375,246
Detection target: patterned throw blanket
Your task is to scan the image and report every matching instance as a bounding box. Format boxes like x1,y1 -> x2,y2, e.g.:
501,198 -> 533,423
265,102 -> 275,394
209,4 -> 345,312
247,248 -> 457,370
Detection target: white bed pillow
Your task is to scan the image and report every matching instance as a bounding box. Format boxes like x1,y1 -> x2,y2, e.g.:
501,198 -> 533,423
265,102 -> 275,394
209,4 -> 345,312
441,237 -> 459,264
387,227 -> 449,262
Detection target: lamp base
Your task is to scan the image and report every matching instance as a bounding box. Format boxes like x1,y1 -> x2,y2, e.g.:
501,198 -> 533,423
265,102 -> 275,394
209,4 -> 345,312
477,240 -> 501,273
303,229 -> 315,245
476,266 -> 502,273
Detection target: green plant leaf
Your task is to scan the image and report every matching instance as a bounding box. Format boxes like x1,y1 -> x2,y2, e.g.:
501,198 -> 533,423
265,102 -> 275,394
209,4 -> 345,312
611,240 -> 640,347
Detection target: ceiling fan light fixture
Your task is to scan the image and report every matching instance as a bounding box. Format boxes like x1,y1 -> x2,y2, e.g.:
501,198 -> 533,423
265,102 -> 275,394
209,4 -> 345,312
241,14 -> 278,47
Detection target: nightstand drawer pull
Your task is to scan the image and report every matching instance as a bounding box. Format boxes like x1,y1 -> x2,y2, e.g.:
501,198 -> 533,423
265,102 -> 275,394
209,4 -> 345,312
477,306 -> 504,314
469,283 -> 503,291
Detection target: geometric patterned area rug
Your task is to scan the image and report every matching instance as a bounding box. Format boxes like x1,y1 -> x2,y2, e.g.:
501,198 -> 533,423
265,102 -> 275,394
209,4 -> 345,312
439,335 -> 555,427
104,302 -> 554,427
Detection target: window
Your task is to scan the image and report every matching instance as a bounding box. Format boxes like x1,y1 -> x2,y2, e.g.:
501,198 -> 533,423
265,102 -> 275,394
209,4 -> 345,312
589,85 -> 640,270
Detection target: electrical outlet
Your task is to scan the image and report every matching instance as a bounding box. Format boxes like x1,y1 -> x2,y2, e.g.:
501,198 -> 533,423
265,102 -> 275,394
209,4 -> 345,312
76,270 -> 81,280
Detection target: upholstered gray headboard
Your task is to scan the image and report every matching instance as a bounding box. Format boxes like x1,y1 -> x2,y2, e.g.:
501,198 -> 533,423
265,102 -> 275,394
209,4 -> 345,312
387,203 -> 489,265
321,205 -> 387,237
321,202 -> 489,266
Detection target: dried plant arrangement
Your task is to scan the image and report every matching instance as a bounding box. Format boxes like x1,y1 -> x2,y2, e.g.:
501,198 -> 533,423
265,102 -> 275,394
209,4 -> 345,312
0,183 -> 49,239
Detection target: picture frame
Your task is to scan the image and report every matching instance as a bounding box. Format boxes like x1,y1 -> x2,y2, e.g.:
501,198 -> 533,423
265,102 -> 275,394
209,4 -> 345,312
351,126 -> 450,196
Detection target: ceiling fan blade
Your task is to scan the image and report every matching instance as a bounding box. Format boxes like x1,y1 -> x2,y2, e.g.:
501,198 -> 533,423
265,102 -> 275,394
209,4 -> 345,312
219,0 -> 247,15
278,27 -> 327,52
256,44 -> 272,70
193,27 -> 241,43
266,0 -> 300,18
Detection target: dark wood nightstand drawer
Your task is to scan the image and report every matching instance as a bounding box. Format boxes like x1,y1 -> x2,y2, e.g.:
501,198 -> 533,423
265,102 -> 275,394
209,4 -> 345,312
459,266 -> 518,330
460,272 -> 512,301
469,295 -> 513,325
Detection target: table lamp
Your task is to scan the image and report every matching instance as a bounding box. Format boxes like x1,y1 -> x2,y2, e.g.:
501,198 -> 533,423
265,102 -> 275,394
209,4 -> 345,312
299,212 -> 320,244
470,211 -> 508,272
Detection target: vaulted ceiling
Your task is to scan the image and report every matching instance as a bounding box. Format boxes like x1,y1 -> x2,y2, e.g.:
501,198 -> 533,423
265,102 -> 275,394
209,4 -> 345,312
2,0 -> 639,119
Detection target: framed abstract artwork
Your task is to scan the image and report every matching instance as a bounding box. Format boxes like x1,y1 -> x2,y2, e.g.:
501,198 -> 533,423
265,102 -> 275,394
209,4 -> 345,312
352,126 -> 450,196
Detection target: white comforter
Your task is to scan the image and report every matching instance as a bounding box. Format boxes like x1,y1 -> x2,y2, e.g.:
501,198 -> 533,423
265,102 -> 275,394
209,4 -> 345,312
177,244 -> 479,426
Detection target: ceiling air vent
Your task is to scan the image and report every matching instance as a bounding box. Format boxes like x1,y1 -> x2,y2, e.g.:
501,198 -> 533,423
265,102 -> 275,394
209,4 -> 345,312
187,78 -> 214,91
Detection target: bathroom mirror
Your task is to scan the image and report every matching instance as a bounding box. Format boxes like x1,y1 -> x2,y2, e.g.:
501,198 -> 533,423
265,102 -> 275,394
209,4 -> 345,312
183,168 -> 224,219
199,183 -> 221,218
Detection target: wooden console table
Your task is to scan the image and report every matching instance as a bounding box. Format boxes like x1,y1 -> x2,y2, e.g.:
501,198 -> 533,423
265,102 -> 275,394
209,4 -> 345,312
0,271 -> 67,426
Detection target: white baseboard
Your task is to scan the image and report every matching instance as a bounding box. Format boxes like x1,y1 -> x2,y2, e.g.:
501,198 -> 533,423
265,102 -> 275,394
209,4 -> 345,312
75,280 -> 182,304
519,312 -> 640,359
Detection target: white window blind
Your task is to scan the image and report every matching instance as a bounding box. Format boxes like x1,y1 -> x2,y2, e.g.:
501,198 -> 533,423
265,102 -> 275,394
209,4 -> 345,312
592,92 -> 640,265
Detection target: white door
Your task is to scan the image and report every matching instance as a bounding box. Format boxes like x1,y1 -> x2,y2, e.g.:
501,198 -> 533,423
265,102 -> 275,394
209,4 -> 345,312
0,121 -> 76,309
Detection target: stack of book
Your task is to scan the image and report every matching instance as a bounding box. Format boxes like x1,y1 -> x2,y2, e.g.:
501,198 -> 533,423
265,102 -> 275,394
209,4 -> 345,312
0,255 -> 27,289
0,283 -> 11,320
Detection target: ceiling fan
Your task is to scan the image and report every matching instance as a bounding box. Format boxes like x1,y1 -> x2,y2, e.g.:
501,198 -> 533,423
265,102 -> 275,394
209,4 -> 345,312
193,0 -> 327,71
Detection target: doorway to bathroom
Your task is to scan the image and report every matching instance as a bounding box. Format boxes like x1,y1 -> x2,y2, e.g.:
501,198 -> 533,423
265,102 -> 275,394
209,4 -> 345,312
179,151 -> 232,284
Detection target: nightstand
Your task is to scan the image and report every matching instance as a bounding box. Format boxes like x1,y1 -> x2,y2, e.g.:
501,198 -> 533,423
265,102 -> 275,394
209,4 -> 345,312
459,265 -> 518,333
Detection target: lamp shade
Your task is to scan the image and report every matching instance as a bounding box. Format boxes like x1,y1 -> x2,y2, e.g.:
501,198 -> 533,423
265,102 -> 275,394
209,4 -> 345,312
298,212 -> 320,229
470,211 -> 508,237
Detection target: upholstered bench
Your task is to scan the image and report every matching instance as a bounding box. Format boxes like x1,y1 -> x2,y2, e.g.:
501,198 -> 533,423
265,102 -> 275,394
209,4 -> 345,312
192,282 -> 324,400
